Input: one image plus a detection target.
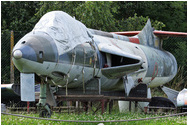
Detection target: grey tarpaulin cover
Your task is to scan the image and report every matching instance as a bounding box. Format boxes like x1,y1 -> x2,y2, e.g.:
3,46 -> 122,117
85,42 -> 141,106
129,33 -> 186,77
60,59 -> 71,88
32,11 -> 92,54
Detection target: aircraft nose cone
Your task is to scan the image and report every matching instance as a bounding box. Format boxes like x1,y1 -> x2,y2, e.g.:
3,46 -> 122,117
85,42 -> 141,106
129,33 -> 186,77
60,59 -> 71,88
13,50 -> 22,59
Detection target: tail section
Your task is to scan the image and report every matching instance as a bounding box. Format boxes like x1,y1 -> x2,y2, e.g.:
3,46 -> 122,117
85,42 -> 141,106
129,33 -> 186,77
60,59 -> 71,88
111,19 -> 162,49
91,19 -> 186,50
137,20 -> 154,46
112,19 -> 186,49
136,19 -> 161,49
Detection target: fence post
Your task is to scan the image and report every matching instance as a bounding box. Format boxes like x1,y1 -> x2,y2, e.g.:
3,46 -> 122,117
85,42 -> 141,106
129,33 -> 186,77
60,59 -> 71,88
10,30 -> 14,83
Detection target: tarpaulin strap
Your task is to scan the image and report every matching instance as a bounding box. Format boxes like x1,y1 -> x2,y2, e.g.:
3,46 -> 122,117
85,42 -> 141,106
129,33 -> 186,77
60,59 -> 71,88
89,39 -> 98,77
65,49 -> 76,96
82,47 -> 86,93
67,49 -> 76,75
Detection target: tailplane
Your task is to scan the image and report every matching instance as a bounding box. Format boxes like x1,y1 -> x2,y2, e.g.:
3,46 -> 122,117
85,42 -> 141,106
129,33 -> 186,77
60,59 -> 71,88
111,19 -> 162,49
112,19 -> 186,49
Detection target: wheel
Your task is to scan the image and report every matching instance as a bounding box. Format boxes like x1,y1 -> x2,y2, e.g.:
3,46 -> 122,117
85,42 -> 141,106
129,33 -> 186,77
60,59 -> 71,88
39,110 -> 47,117
46,112 -> 51,118
38,103 -> 52,118
149,97 -> 175,107
39,109 -> 52,118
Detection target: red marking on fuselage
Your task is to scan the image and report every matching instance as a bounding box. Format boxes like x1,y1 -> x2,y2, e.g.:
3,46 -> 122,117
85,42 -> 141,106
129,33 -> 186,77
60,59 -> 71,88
128,37 -> 140,44
151,62 -> 158,81
107,38 -> 122,49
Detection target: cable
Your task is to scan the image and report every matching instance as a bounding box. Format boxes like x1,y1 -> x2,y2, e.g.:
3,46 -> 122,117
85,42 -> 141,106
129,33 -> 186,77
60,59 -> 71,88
1,112 -> 187,123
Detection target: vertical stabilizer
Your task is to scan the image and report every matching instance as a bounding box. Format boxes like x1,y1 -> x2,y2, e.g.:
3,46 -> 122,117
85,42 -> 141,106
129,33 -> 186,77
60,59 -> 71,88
137,19 -> 161,49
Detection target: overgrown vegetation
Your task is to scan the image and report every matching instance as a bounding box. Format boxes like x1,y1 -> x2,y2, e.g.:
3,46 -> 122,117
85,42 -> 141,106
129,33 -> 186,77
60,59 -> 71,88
166,66 -> 187,91
1,112 -> 187,125
2,1 -> 187,32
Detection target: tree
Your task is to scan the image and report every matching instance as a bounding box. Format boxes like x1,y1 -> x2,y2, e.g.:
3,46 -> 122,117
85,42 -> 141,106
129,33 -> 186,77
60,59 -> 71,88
1,1 -> 40,31
34,1 -> 118,32
115,1 -> 187,32
1,1 -> 187,88
117,13 -> 165,31
34,1 -> 84,19
2,1 -> 186,32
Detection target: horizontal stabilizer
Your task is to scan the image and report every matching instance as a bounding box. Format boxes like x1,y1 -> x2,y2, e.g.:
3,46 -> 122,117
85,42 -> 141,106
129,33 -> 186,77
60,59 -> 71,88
112,30 -> 187,38
153,31 -> 187,37
112,20 -> 187,49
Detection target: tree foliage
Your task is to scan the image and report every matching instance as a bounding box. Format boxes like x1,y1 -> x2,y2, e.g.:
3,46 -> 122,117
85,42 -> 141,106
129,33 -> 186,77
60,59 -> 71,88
115,1 -> 187,32
1,1 -> 187,89
1,1 -> 40,31
1,1 -> 187,32
75,1 -> 118,31
117,13 -> 165,31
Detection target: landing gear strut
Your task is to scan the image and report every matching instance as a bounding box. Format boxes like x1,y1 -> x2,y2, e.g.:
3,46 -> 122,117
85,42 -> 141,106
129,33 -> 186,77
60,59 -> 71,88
37,82 -> 52,118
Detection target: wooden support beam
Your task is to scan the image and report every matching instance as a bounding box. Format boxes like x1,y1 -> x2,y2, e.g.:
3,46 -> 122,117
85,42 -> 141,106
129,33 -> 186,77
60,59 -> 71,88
10,30 -> 14,83
101,99 -> 105,115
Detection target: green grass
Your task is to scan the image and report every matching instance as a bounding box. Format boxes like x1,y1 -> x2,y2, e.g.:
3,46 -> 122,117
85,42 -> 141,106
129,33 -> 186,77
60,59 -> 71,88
1,111 -> 187,125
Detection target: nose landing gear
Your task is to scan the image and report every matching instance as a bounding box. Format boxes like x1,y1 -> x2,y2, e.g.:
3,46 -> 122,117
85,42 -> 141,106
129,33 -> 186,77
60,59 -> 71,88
37,81 -> 52,118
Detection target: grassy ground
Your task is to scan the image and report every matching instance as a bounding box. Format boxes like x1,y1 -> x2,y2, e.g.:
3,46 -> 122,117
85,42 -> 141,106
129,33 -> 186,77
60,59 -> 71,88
1,111 -> 187,125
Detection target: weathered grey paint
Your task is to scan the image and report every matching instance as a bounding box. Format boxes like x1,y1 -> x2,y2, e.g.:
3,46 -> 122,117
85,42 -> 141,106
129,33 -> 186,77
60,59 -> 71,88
13,34 -> 58,64
12,11 -> 178,99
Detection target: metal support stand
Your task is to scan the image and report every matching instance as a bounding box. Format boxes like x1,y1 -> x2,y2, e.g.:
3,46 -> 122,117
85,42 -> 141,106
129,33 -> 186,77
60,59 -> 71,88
27,101 -> 30,113
109,100 -> 113,114
129,101 -> 132,112
101,99 -> 105,115
83,102 -> 89,113
135,101 -> 138,112
98,78 -> 101,95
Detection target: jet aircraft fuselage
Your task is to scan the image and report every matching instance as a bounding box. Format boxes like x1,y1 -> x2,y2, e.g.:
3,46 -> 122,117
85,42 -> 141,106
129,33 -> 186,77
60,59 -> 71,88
12,26 -> 177,91
12,11 -> 178,117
